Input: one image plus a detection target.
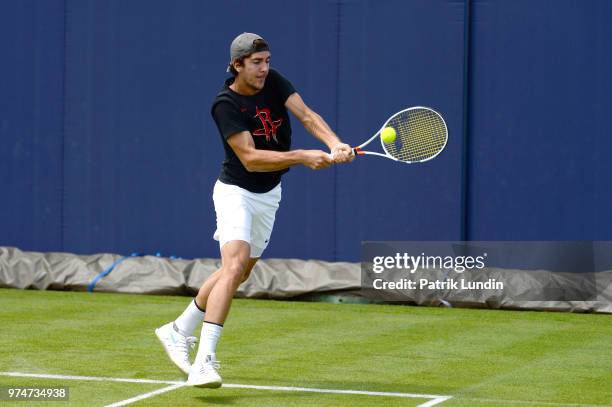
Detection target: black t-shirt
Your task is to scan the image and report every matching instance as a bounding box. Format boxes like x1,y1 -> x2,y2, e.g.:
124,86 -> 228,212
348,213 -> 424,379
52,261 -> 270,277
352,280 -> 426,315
211,69 -> 296,193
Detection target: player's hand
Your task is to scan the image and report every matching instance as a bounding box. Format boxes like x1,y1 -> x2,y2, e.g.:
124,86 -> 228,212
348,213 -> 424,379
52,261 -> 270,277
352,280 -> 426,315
330,143 -> 355,163
302,150 -> 334,170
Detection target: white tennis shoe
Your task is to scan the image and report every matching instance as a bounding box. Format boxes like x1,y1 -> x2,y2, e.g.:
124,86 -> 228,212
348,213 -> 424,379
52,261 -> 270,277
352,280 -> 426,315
155,322 -> 197,375
187,354 -> 222,388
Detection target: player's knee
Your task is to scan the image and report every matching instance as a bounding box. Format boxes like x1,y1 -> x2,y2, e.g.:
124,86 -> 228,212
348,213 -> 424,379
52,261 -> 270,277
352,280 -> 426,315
223,264 -> 246,286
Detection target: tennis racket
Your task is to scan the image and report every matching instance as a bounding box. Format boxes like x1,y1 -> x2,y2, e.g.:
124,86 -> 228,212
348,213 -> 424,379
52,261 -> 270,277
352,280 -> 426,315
352,106 -> 448,163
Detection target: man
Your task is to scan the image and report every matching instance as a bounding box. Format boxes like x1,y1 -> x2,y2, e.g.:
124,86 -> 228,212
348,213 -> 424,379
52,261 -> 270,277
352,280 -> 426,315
155,33 -> 353,388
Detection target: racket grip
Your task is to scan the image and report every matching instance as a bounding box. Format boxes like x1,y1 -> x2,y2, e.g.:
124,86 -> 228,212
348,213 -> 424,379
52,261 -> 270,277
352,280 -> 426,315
352,147 -> 364,156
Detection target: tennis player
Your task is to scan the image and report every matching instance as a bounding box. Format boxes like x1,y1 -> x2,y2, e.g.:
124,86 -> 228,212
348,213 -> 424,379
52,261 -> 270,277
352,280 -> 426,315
156,33 -> 353,387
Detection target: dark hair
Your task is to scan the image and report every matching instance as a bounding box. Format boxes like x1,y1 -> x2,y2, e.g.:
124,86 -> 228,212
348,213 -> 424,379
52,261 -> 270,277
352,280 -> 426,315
228,57 -> 243,76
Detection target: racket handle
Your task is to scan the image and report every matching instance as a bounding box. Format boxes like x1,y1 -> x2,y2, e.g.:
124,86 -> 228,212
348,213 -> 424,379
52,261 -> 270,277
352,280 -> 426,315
352,147 -> 364,156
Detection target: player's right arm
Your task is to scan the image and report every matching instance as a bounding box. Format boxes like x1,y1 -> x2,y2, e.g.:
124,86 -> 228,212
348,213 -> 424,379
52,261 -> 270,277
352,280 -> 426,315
226,131 -> 333,172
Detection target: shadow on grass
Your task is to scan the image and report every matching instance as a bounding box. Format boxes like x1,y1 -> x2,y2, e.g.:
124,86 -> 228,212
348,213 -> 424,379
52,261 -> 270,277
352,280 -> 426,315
193,391 -> 322,405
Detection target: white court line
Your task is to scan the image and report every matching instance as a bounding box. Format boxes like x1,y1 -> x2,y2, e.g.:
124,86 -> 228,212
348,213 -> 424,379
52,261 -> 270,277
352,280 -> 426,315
1,372 -> 608,407
1,371 -> 451,406
104,383 -> 185,407
222,382 -> 448,400
1,371 -> 181,385
417,397 -> 454,407
222,383 -> 452,406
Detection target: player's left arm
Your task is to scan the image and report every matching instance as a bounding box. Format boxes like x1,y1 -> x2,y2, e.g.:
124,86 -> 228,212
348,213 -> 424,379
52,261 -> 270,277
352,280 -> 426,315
285,93 -> 354,163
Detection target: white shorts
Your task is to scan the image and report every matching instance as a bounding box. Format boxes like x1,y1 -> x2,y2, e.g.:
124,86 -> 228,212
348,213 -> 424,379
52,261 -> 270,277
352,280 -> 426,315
212,180 -> 281,258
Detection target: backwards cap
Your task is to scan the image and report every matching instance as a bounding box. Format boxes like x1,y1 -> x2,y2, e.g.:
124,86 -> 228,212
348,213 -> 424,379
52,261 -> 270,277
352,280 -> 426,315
227,33 -> 270,72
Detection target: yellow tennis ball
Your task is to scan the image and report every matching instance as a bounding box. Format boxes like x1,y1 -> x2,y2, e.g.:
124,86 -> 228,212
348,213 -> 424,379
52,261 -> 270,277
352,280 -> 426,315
381,127 -> 396,143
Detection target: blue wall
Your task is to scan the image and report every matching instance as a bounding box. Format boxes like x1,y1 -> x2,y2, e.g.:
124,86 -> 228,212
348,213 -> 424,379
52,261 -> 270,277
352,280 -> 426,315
0,0 -> 65,252
1,0 -> 611,261
467,0 -> 612,240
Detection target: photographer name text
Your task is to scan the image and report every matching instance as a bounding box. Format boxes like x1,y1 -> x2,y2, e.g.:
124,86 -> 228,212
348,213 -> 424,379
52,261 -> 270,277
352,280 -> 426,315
372,278 -> 503,290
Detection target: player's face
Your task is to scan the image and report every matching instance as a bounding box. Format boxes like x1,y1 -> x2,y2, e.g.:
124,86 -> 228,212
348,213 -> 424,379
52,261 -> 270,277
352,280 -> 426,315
237,51 -> 271,92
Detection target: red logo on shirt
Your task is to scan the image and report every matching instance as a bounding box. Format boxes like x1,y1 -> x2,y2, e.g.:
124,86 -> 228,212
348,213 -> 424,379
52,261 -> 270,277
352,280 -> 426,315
253,107 -> 283,143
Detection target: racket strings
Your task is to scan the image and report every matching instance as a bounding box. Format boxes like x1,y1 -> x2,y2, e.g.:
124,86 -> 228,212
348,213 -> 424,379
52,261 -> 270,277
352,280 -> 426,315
382,109 -> 447,162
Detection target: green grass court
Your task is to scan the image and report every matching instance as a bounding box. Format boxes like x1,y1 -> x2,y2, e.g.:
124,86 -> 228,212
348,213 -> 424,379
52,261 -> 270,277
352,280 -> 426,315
1,288 -> 610,406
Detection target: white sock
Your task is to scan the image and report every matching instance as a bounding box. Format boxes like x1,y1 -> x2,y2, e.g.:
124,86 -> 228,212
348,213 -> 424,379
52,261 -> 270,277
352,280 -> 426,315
174,299 -> 205,336
197,321 -> 223,359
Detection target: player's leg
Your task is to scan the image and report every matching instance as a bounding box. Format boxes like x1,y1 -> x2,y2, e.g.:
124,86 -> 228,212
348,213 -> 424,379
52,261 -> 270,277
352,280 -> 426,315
156,180 -> 252,375
239,257 -> 258,283
154,268 -> 223,375
188,181 -> 280,388
197,181 -> 265,325
172,253 -> 256,338
188,240 -> 250,388
202,240 -> 249,323
193,256 -> 257,315
156,257 -> 258,377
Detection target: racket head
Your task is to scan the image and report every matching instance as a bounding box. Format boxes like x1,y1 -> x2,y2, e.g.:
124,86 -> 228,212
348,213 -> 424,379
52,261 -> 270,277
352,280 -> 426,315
379,107 -> 448,163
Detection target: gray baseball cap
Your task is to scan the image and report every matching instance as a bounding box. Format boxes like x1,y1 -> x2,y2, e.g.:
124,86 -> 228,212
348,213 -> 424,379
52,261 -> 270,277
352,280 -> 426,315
227,33 -> 270,72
